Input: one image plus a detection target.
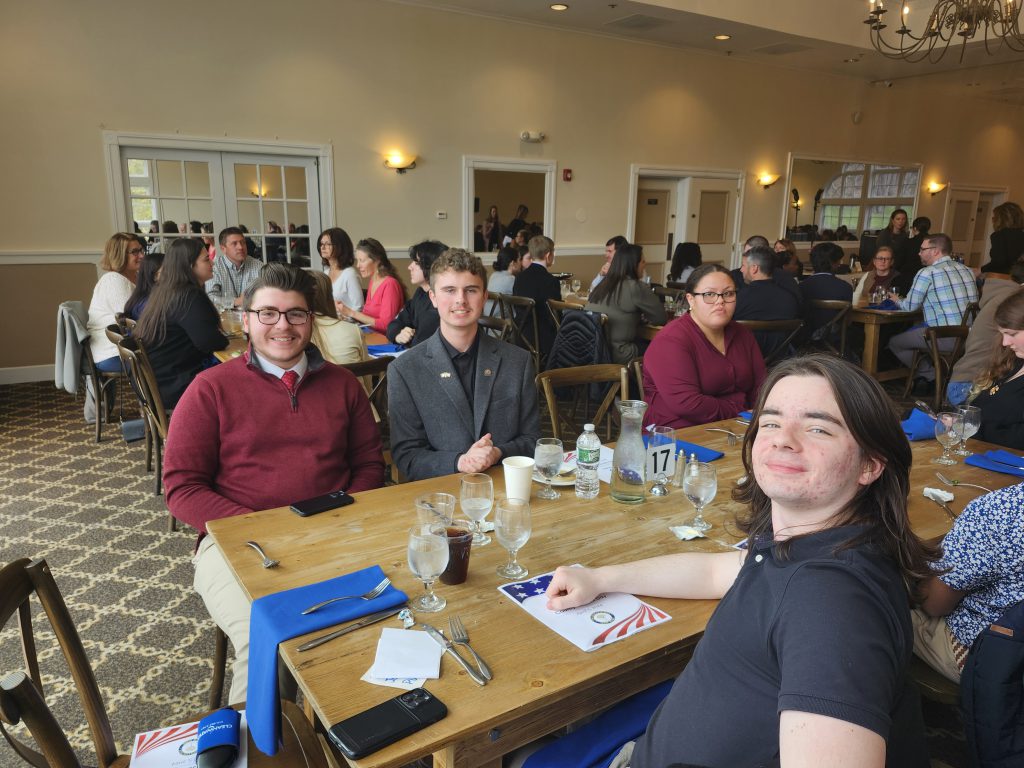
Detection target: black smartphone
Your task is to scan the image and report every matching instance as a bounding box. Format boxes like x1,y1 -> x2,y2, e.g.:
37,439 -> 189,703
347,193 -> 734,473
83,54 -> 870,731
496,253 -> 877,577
327,688 -> 447,760
289,490 -> 355,517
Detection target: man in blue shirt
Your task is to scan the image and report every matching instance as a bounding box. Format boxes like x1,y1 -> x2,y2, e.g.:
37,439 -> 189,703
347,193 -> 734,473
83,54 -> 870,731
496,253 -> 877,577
887,232 -> 978,380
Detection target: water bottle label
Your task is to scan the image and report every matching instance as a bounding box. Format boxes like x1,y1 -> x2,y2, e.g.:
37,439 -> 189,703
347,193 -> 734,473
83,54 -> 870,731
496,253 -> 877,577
578,448 -> 600,463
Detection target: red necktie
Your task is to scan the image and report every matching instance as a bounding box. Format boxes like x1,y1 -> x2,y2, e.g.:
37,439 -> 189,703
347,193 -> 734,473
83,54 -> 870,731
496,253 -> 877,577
281,369 -> 299,397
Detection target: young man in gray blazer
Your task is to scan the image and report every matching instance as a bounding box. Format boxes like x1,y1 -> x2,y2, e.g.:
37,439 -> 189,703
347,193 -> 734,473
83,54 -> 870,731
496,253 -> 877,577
388,249 -> 541,481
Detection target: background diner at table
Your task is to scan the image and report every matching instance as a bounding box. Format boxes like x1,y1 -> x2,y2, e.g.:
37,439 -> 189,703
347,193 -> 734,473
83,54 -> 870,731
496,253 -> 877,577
642,263 -> 765,429
967,290 -> 1024,451
123,249 -> 164,321
308,270 -> 368,365
386,239 -> 446,348
336,237 -> 404,332
86,232 -> 144,373
317,226 -> 364,314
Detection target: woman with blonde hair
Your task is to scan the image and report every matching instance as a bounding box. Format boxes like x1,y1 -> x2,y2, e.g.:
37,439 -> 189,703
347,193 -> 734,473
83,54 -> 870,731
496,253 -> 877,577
982,201 -> 1024,275
87,233 -> 145,370
969,290 -> 1024,450
309,270 -> 367,365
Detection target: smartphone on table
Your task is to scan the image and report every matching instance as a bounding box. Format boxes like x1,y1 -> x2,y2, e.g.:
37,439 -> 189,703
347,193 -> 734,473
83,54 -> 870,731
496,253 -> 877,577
327,688 -> 447,759
289,489 -> 355,517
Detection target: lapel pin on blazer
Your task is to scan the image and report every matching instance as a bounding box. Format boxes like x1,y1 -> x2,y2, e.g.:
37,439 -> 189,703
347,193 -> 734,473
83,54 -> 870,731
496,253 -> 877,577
440,372 -> 452,378
484,369 -> 492,376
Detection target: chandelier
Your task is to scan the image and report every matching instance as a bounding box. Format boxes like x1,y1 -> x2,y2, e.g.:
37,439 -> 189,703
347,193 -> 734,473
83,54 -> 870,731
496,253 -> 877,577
865,1 -> 1024,62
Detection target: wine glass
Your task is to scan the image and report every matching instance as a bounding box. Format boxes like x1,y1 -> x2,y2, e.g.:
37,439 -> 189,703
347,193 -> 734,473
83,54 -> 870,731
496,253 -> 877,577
955,405 -> 981,457
460,473 -> 494,546
682,461 -> 717,532
407,523 -> 449,613
664,294 -> 676,317
571,278 -> 581,295
494,497 -> 532,579
932,411 -> 962,466
534,438 -> 563,500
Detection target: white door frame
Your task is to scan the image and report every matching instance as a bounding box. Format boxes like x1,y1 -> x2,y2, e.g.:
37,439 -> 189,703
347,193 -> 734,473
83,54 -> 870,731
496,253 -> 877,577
627,164 -> 746,268
461,155 -> 557,250
102,131 -> 334,234
942,183 -> 1008,232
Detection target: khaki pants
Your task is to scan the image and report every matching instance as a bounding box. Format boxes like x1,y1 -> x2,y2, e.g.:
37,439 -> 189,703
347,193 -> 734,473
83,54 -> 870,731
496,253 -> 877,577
194,536 -> 251,704
911,608 -> 963,683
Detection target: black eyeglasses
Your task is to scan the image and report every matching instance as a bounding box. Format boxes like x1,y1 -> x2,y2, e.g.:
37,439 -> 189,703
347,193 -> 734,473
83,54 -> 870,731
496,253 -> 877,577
246,308 -> 312,325
692,290 -> 738,304
128,247 -> 145,256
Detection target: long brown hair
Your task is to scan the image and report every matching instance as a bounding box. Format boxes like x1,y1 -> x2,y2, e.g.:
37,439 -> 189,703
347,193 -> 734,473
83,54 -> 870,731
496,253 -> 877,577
732,354 -> 939,604
356,237 -> 399,280
318,227 -> 355,270
136,238 -> 209,347
973,290 -> 1024,393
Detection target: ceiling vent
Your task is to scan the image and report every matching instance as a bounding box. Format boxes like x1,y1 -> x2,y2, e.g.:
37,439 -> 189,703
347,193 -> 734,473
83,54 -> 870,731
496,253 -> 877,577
605,14 -> 670,32
751,42 -> 813,56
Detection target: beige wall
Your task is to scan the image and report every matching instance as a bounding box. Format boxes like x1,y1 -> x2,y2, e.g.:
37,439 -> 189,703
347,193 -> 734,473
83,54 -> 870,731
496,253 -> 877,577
1,0 -> 1022,371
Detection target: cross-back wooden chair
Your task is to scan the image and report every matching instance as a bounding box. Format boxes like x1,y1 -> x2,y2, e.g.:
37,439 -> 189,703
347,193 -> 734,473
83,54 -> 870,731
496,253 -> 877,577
477,315 -> 511,341
106,329 -> 173,516
498,293 -> 541,372
341,355 -> 396,479
79,338 -> 123,445
902,325 -> 971,411
628,356 -> 645,402
0,557 -> 324,768
546,298 -> 582,330
802,299 -> 851,356
536,364 -> 630,442
736,318 -> 804,366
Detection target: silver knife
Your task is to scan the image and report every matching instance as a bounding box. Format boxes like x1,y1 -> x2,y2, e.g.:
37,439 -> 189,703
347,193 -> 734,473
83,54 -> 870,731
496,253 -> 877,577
297,606 -> 405,652
927,496 -> 957,522
420,623 -> 488,686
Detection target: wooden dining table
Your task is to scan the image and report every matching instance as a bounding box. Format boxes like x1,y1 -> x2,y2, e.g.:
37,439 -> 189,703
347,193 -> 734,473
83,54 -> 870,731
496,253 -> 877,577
206,420 -> 1018,768
846,306 -> 922,382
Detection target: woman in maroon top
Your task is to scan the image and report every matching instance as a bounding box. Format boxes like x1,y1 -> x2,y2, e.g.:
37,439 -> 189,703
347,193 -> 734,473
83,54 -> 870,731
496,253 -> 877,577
642,263 -> 766,428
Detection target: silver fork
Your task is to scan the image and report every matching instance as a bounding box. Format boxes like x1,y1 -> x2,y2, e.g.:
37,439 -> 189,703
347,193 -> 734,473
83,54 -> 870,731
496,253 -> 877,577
245,541 -> 279,569
934,471 -> 993,495
449,616 -> 492,680
705,427 -> 741,446
301,577 -> 391,615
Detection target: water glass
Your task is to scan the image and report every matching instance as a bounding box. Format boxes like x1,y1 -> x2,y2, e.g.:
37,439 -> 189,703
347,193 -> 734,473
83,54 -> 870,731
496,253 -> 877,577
460,473 -> 494,545
955,405 -> 981,456
682,461 -> 717,532
534,438 -> 564,500
407,523 -> 449,612
415,492 -> 455,525
932,412 -> 962,466
495,497 -> 531,579
571,278 -> 581,295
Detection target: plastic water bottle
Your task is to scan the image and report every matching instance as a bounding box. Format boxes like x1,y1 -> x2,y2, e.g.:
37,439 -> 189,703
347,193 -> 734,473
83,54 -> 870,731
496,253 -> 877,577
575,423 -> 601,499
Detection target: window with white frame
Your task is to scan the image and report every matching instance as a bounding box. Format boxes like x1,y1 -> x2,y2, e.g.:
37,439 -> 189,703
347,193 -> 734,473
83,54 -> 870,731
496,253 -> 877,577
818,163 -> 918,235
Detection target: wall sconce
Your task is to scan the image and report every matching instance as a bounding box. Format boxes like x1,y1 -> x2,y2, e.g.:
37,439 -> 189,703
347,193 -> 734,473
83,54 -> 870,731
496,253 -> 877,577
384,151 -> 417,174
757,173 -> 780,190
250,185 -> 267,198
520,131 -> 546,143
926,181 -> 948,196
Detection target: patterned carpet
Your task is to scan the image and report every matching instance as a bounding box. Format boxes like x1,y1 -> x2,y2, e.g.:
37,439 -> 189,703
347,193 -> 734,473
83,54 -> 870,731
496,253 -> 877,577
0,380 -> 967,766
0,381 -> 222,761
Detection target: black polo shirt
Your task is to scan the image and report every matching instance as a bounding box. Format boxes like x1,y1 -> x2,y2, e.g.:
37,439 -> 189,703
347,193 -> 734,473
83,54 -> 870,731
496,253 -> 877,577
632,525 -> 918,768
438,331 -> 480,407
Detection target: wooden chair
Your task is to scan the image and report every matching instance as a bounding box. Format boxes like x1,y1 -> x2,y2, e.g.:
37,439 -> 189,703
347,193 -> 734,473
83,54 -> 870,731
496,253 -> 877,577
902,326 -> 971,411
477,315 -> 511,341
106,329 -> 172,515
0,557 -> 326,768
341,356 -> 396,478
546,298 -> 582,330
536,364 -> 629,442
498,293 -> 541,372
909,654 -> 959,707
628,356 -> 645,401
735,318 -> 804,366
653,285 -> 685,302
665,281 -> 688,291
80,339 -> 123,444
803,299 -> 851,356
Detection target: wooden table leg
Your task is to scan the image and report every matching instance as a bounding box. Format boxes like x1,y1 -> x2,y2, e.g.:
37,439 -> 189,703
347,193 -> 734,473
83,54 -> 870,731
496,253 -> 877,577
432,744 -> 501,768
862,323 -> 880,377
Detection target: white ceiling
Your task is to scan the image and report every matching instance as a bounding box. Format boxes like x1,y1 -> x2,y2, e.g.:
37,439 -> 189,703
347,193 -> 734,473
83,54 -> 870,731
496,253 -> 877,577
396,0 -> 1024,103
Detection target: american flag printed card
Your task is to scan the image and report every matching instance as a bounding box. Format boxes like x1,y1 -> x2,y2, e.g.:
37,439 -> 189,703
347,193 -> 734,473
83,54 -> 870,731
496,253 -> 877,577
497,570 -> 671,652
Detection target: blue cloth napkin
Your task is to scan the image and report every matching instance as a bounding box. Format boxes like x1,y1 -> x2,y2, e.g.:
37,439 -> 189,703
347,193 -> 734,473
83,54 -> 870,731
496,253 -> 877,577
523,680 -> 672,768
867,299 -> 901,310
987,449 -> 1024,470
738,410 -> 753,421
642,436 -> 724,463
367,343 -> 404,356
901,408 -> 936,441
965,453 -> 1024,478
248,565 -> 407,755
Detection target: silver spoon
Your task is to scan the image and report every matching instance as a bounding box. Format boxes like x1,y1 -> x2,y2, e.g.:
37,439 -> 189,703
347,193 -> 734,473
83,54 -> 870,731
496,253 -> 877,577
934,472 -> 993,495
245,540 -> 280,569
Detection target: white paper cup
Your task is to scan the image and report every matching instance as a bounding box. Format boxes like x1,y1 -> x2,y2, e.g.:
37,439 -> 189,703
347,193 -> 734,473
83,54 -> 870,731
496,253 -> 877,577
502,456 -> 536,501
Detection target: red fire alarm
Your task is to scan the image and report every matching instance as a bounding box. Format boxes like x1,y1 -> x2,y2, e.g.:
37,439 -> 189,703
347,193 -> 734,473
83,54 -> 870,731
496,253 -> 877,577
563,169 -> 572,182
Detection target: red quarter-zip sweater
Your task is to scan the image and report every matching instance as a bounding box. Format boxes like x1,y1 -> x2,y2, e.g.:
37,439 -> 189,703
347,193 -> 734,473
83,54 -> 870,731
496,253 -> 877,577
163,348 -> 385,543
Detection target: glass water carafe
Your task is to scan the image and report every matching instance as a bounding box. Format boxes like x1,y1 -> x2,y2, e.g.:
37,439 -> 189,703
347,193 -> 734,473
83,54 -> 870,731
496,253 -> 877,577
611,400 -> 648,504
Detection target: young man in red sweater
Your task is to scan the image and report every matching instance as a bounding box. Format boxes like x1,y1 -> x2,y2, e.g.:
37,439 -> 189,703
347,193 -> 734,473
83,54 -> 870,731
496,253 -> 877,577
163,263 -> 385,704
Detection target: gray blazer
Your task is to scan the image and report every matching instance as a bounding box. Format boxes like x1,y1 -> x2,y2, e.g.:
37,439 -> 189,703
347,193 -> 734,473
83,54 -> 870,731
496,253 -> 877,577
55,301 -> 88,394
388,330 -> 541,481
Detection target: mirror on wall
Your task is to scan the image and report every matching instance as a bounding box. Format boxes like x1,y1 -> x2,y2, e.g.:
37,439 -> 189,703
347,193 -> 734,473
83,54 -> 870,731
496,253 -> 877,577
462,157 -> 556,253
782,155 -> 922,251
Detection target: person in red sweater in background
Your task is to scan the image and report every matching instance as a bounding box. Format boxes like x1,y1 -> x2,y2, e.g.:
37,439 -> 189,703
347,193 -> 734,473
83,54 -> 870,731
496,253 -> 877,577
163,263 -> 385,704
642,263 -> 766,428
